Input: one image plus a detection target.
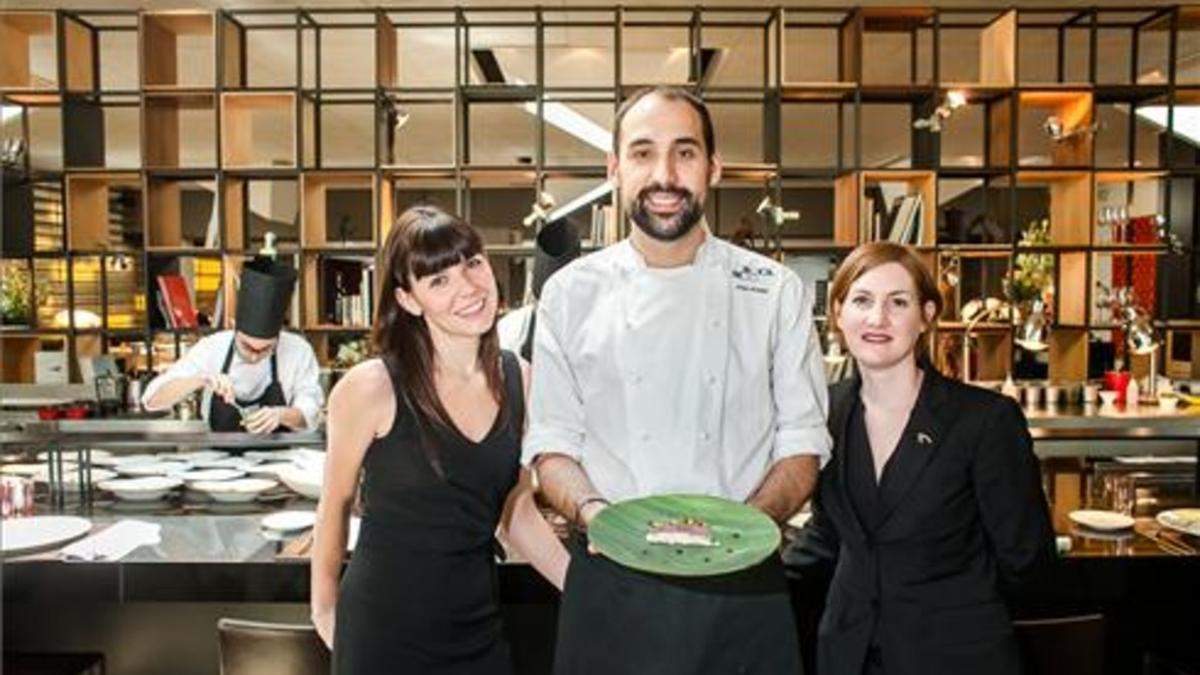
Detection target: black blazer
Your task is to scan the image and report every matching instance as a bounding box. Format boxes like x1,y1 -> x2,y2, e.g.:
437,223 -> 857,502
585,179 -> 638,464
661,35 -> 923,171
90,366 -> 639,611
787,365 -> 1054,675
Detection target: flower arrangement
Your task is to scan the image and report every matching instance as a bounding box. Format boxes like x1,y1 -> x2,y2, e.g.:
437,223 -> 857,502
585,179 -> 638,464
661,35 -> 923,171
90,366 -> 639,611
1006,218 -> 1055,308
0,261 -> 35,326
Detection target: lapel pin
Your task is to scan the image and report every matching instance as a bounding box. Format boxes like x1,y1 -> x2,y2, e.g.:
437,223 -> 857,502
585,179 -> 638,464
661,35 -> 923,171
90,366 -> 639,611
916,432 -> 933,445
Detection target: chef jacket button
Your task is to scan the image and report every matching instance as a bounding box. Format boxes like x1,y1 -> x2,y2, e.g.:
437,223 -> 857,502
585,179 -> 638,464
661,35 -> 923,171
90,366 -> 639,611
871,599 -> 880,611
699,432 -> 710,442
710,319 -> 721,328
639,432 -> 650,442
707,375 -> 717,385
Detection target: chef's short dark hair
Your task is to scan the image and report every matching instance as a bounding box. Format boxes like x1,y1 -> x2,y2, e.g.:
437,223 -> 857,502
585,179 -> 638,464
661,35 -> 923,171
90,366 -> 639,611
613,86 -> 716,159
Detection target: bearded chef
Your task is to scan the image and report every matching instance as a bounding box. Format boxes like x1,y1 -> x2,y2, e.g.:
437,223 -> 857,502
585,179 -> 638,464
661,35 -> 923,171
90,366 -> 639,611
142,256 -> 324,433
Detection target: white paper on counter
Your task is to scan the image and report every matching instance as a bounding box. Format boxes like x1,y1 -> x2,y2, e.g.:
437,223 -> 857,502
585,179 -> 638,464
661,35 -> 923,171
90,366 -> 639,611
60,520 -> 161,562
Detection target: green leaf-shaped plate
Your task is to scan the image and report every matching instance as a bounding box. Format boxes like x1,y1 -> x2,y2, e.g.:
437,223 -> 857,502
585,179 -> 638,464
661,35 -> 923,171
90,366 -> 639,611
588,494 -> 780,577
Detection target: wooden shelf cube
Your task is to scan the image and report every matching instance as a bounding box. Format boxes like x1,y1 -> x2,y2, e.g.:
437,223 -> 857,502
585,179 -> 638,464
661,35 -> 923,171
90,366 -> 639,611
221,92 -> 297,169
938,9 -> 1015,89
301,173 -> 376,248
145,174 -> 219,249
1014,171 -> 1091,246
1018,90 -> 1094,167
140,11 -> 216,89
143,93 -> 217,168
65,173 -> 142,250
839,170 -> 937,247
0,12 -> 57,91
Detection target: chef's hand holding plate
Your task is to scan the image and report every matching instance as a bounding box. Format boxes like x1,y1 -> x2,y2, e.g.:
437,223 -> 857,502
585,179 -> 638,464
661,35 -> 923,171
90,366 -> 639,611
243,406 -> 283,434
578,496 -> 609,555
206,373 -> 236,404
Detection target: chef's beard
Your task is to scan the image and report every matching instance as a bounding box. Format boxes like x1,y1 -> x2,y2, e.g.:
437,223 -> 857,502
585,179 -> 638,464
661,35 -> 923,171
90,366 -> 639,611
628,184 -> 705,242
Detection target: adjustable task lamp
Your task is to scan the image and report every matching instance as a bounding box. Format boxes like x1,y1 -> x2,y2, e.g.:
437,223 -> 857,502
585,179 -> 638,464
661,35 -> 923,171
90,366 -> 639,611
913,90 -> 967,133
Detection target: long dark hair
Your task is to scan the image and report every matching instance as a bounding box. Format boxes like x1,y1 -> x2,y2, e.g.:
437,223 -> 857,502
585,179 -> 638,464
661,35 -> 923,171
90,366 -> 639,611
373,205 -> 505,473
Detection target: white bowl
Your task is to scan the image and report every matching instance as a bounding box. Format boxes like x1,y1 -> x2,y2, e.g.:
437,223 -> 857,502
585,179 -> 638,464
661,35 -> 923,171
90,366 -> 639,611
92,453 -> 158,467
276,464 -> 323,499
193,457 -> 260,471
97,476 -> 184,501
247,462 -> 293,479
173,450 -> 230,463
191,478 -> 279,503
261,510 -> 317,533
117,461 -> 192,477
179,468 -> 246,484
1098,390 -> 1119,407
1068,509 -> 1135,532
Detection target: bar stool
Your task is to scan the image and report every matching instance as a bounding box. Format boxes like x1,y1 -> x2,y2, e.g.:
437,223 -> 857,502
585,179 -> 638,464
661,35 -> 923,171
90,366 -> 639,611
216,618 -> 330,675
1013,614 -> 1105,675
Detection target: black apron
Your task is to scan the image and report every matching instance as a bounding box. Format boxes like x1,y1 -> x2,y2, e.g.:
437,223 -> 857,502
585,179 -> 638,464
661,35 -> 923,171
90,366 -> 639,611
554,531 -> 803,675
207,335 -> 290,432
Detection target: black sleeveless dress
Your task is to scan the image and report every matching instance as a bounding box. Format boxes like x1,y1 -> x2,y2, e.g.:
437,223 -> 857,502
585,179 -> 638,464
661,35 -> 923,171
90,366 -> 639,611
334,351 -> 523,675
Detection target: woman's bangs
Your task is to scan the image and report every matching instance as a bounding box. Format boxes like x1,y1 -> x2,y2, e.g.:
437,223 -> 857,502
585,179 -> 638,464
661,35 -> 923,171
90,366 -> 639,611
407,217 -> 483,281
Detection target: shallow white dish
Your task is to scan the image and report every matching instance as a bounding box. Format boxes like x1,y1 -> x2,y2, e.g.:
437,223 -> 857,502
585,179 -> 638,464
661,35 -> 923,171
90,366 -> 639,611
247,462 -> 293,479
261,510 -> 317,533
179,468 -> 246,484
1,462 -> 70,477
1,516 -> 93,556
117,461 -> 191,477
91,453 -> 158,467
193,457 -> 260,471
33,468 -> 118,485
1098,390 -> 1119,407
97,476 -> 184,501
173,450 -> 230,463
276,464 -> 322,499
1068,509 -> 1135,532
1156,508 -> 1200,536
191,478 -> 279,503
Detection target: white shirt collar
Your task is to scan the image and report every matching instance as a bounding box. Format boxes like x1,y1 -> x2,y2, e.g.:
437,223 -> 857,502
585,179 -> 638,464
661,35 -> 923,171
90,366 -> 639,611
614,221 -> 725,273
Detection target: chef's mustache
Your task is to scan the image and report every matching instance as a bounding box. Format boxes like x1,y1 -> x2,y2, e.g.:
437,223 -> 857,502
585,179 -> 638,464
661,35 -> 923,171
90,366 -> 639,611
635,183 -> 695,206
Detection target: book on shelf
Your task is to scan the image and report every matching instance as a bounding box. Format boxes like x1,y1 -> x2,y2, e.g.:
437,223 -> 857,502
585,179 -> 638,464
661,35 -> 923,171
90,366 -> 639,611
155,274 -> 198,330
886,194 -> 923,245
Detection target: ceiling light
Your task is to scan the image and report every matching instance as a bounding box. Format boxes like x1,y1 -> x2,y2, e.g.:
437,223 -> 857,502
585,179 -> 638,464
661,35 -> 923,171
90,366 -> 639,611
523,100 -> 611,153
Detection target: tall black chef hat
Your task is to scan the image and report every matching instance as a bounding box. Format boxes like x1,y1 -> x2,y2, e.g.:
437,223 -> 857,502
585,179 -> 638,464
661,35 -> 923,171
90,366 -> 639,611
531,219 -> 581,299
235,256 -> 297,339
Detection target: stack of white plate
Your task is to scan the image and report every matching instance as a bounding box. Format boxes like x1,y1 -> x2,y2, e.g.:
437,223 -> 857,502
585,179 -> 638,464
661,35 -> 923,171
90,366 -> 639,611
116,460 -> 192,477
97,476 -> 184,501
261,510 -> 317,534
178,468 -> 246,485
191,478 -> 279,503
276,463 -> 323,499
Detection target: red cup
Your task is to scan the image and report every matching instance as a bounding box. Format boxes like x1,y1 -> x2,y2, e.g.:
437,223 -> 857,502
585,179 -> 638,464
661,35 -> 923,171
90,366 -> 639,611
63,405 -> 89,419
37,406 -> 61,421
1103,370 -> 1132,403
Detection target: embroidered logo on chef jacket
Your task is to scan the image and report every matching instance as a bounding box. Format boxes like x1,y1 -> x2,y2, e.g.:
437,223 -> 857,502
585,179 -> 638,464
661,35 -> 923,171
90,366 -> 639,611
731,264 -> 774,294
916,432 -> 933,445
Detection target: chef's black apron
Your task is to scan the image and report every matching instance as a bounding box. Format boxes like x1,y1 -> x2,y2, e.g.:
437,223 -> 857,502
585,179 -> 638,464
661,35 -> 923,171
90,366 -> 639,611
554,530 -> 803,675
207,335 -> 291,432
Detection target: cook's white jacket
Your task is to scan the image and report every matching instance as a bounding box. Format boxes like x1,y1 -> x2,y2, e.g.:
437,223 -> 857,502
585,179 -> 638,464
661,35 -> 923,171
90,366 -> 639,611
522,232 -> 832,502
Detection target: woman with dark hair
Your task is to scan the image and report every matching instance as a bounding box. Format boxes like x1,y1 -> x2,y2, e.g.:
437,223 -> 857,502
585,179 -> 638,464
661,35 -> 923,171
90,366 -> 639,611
788,242 -> 1054,675
311,205 -> 568,674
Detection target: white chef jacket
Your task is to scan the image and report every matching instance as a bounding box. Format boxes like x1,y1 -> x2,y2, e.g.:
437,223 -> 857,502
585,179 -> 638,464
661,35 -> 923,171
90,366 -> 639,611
141,329 -> 325,429
522,233 -> 832,502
